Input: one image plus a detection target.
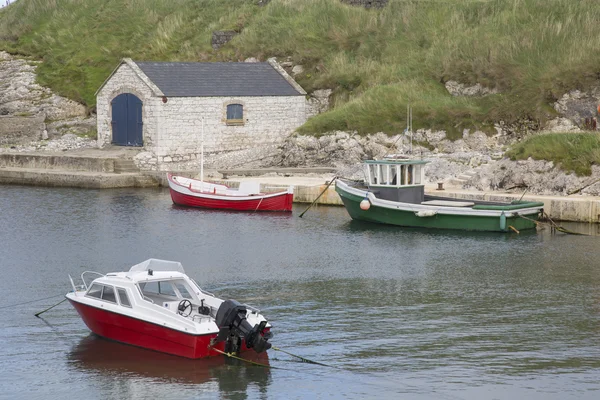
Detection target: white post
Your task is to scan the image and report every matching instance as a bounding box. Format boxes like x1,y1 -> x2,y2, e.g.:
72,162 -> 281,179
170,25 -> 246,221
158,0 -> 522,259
200,118 -> 204,186
409,106 -> 413,154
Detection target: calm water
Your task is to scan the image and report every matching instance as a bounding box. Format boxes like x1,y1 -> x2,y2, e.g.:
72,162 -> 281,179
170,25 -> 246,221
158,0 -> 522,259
0,185 -> 599,400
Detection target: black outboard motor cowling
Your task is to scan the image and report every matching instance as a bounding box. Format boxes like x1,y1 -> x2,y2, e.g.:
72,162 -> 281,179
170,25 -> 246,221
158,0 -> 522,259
214,299 -> 272,354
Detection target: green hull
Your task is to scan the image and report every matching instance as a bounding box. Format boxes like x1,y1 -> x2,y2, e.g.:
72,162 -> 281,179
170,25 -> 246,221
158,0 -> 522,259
336,185 -> 541,232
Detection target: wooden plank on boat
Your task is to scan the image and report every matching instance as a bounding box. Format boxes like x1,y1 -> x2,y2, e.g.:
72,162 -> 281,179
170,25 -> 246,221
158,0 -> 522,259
421,200 -> 475,207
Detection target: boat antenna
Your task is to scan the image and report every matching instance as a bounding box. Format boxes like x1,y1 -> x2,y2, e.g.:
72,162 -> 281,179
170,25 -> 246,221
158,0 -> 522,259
200,117 -> 204,185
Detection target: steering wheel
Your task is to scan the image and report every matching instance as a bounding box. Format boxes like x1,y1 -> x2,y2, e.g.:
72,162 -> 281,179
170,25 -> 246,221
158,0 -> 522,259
177,299 -> 193,317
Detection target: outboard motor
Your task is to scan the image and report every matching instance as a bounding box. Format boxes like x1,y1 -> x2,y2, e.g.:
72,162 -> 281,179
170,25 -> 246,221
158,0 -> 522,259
214,299 -> 272,354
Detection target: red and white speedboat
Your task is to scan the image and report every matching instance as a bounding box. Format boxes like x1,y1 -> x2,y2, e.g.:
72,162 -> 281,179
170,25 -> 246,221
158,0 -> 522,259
167,173 -> 294,212
66,259 -> 272,359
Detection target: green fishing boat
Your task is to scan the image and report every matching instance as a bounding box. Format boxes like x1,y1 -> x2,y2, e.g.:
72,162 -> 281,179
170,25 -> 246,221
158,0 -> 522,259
335,157 -> 544,232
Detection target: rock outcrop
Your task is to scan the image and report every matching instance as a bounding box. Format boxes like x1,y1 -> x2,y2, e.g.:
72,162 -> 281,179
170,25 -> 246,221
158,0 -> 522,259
0,51 -> 95,151
470,158 -> 600,197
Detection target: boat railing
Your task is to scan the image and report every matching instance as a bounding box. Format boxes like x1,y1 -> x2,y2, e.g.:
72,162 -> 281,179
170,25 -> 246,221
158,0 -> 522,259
142,296 -> 155,304
80,271 -> 105,291
191,278 -> 216,297
244,303 -> 261,314
192,315 -> 211,323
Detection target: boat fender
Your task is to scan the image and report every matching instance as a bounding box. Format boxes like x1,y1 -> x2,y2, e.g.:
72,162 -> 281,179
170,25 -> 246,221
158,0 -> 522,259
415,210 -> 437,217
360,197 -> 371,210
500,211 -> 507,231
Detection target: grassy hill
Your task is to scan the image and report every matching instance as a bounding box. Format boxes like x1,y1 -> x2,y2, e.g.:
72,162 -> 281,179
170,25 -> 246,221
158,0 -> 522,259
2,0 -> 600,138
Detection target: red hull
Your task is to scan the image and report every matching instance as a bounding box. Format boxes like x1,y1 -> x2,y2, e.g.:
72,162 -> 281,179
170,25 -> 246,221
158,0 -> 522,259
168,175 -> 293,212
69,299 -> 266,359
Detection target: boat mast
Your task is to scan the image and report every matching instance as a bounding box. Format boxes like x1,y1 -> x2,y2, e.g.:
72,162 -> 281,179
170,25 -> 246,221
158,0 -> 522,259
200,117 -> 204,185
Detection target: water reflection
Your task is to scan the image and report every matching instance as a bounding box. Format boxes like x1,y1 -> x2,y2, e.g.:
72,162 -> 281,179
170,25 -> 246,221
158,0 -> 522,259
68,335 -> 271,398
170,203 -> 295,219
345,218 -> 540,238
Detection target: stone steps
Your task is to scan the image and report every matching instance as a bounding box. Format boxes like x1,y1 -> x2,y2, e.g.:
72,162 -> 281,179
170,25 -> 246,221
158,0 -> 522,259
114,159 -> 139,174
448,164 -> 486,187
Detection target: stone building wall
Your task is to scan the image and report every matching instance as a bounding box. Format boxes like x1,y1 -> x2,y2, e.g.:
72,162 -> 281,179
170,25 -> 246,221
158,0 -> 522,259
151,95 -> 306,170
97,61 -> 307,171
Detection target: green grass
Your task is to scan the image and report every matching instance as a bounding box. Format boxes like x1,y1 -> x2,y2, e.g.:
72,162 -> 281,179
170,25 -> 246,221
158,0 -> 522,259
506,133 -> 600,176
1,0 -> 600,135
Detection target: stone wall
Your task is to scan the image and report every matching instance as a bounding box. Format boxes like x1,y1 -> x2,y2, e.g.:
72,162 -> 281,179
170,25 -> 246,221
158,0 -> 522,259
211,31 -> 238,50
97,61 -> 307,171
0,115 -> 45,146
340,0 -> 388,8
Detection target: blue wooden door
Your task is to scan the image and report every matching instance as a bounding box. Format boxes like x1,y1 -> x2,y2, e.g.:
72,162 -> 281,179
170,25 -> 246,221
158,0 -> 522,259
111,93 -> 143,146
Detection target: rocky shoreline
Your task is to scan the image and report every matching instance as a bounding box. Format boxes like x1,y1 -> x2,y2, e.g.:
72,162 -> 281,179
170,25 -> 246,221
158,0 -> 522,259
1,51 -> 599,197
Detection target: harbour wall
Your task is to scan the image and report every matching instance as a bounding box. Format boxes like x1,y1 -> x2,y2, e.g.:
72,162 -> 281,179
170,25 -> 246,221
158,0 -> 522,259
0,151 -> 598,223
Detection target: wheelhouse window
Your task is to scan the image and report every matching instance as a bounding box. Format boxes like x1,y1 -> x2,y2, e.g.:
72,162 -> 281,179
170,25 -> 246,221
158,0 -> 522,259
138,279 -> 196,303
86,284 -> 102,299
140,281 -> 176,297
175,283 -> 193,299
85,283 -> 117,304
117,288 -> 132,308
226,104 -> 243,125
101,286 -> 117,303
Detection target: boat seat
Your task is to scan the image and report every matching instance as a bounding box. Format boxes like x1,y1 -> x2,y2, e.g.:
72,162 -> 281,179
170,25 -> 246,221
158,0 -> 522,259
421,200 -> 475,207
238,181 -> 261,195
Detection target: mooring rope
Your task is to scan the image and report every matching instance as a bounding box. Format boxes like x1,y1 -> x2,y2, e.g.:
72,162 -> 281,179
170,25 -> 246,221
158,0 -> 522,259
0,293 -> 65,310
271,346 -> 334,367
253,196 -> 264,212
298,176 -> 338,218
516,212 -> 590,236
211,347 -> 281,369
35,298 -> 68,317
210,345 -> 332,369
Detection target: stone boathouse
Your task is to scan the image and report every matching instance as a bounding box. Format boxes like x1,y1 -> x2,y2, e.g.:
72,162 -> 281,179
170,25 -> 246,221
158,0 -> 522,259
95,58 -> 307,171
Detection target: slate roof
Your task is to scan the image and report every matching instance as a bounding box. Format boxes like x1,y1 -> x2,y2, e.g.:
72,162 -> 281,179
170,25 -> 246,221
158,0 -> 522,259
134,61 -> 303,97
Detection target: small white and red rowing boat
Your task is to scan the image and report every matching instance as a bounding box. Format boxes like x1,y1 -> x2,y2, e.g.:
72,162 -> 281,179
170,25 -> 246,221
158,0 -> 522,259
167,173 -> 294,212
66,259 -> 273,359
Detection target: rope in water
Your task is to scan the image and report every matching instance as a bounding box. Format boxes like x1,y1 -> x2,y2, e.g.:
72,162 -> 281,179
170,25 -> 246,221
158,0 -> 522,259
211,345 -> 332,369
0,293 -> 65,310
210,347 -> 279,369
35,298 -> 68,317
516,212 -> 590,236
271,346 -> 333,367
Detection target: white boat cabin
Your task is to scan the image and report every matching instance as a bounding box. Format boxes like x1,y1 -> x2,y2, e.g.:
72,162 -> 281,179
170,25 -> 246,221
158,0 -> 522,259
364,159 -> 427,188
363,158 -> 428,203
68,259 -> 267,335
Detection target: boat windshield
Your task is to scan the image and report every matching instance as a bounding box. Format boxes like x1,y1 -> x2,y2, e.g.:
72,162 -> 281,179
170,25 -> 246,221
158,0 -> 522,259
138,279 -> 195,303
